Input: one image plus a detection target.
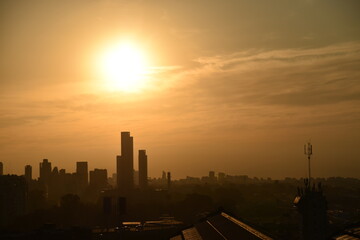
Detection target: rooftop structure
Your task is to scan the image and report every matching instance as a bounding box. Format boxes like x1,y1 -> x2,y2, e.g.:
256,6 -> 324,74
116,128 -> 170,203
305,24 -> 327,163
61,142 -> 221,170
170,211 -> 273,240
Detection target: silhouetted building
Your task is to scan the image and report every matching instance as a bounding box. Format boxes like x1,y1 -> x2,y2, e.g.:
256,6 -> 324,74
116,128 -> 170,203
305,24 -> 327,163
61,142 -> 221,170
76,161 -> 88,192
218,172 -> 225,183
108,173 -> 117,187
39,159 -> 52,184
139,149 -> 148,189
167,172 -> 171,190
294,179 -> 328,240
46,166 -> 61,200
134,170 -> 139,186
61,173 -> 78,195
117,132 -> 134,192
0,162 -> 3,175
52,166 -> 59,175
201,176 -> 211,183
0,175 -> 27,226
209,171 -> 216,183
100,190 -> 126,218
118,197 -> 126,216
25,165 -> 32,182
90,168 -> 108,189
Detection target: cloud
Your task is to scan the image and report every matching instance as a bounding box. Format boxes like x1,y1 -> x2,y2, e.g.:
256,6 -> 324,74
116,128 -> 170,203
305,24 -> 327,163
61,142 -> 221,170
0,115 -> 52,128
181,42 -> 360,107
133,42 -> 359,134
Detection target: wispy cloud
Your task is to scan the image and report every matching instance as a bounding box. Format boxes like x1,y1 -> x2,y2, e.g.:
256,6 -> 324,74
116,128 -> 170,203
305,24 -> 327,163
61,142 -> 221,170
0,115 -> 52,128
181,42 -> 360,107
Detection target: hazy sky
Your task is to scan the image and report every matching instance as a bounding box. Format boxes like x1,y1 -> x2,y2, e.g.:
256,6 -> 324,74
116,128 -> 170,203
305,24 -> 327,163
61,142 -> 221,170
1,0 -> 360,179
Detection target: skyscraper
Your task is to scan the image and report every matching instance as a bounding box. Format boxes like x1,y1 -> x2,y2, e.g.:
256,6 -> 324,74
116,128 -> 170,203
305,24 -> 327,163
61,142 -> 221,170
39,159 -> 51,184
138,150 -> 148,189
25,165 -> 32,182
76,162 -> 88,192
117,132 -> 134,192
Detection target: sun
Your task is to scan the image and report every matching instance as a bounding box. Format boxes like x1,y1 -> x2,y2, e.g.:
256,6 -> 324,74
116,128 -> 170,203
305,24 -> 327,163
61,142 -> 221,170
99,42 -> 148,92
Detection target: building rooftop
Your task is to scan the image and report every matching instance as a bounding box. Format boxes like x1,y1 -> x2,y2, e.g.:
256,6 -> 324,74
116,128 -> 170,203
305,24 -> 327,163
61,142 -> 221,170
331,226 -> 360,240
170,212 -> 273,240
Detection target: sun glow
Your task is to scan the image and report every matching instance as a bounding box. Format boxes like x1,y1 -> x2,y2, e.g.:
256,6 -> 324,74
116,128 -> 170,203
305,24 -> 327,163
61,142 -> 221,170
99,42 -> 149,92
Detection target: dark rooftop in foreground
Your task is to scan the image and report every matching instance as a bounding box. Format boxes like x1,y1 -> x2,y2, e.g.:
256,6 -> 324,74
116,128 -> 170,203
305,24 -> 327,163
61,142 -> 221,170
330,226 -> 360,240
170,212 -> 273,240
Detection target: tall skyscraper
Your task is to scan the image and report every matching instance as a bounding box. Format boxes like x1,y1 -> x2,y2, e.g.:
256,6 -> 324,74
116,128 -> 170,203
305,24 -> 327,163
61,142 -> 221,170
76,162 -> 88,192
25,165 -> 32,182
116,132 -> 134,192
138,150 -> 148,189
39,159 -> 51,184
0,162 -> 3,175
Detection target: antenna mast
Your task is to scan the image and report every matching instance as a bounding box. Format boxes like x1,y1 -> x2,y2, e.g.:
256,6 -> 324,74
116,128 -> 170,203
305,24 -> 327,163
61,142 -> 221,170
304,142 -> 313,187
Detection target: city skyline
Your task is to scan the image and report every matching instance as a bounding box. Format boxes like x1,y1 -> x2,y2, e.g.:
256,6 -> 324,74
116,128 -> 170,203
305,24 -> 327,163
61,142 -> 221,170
0,131 -> 358,181
1,1 -> 360,179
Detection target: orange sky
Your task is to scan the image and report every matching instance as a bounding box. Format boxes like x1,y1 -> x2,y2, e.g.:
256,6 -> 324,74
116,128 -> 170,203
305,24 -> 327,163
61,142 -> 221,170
1,0 -> 360,179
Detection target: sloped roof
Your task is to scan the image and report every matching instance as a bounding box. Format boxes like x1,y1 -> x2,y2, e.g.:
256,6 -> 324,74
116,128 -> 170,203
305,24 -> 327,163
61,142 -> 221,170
331,226 -> 360,240
170,212 -> 273,240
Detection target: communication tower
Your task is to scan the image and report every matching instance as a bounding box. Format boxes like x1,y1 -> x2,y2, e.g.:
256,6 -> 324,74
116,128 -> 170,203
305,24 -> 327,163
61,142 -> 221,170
304,142 -> 312,186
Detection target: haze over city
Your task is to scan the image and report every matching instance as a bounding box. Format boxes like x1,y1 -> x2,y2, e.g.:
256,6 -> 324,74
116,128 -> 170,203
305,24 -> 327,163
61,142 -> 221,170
1,0 -> 360,179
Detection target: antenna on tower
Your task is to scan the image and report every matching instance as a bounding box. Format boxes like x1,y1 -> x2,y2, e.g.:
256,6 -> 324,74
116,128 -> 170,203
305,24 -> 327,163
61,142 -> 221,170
304,141 -> 313,188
